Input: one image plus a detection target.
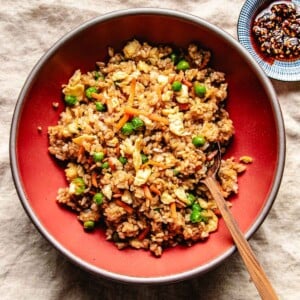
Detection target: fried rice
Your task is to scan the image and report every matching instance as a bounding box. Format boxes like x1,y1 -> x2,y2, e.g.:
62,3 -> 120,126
48,39 -> 248,257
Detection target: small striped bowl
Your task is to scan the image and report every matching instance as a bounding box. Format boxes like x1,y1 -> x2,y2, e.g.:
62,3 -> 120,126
237,0 -> 300,81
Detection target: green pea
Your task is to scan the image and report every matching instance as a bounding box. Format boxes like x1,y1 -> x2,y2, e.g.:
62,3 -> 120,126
101,161 -> 109,169
192,202 -> 201,212
190,210 -> 208,223
95,102 -> 107,112
93,192 -> 104,205
93,151 -> 105,162
190,209 -> 201,223
94,71 -> 104,80
121,122 -> 134,135
190,202 -> 207,223
170,53 -> 178,63
171,81 -> 182,92
85,87 -> 98,99
176,60 -> 190,71
173,168 -> 180,176
72,177 -> 85,195
94,71 -> 101,80
194,83 -> 206,97
131,117 -> 144,130
186,193 -> 196,206
83,220 -> 95,230
141,154 -> 148,164
192,135 -> 206,147
118,156 -> 127,165
64,95 -> 77,106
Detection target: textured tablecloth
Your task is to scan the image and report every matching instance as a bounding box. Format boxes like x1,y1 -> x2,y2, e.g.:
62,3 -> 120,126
1,1 -> 299,299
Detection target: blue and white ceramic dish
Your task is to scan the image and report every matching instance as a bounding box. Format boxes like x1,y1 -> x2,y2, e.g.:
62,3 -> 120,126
237,0 -> 300,81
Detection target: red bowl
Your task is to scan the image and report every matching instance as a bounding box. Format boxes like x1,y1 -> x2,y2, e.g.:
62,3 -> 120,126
10,8 -> 285,284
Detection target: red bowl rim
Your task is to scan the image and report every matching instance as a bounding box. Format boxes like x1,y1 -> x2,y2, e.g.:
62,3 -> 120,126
10,8 -> 285,284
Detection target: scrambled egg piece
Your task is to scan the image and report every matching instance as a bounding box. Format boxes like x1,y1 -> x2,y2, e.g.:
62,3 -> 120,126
174,187 -> 188,204
65,163 -> 81,181
102,184 -> 112,200
132,136 -> 143,171
160,191 -> 174,204
175,84 -> 189,103
62,70 -> 85,100
123,39 -> 141,59
168,112 -> 190,136
134,168 -> 152,186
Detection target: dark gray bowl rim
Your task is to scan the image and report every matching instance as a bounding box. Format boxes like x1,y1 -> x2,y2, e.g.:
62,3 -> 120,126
10,7 -> 286,284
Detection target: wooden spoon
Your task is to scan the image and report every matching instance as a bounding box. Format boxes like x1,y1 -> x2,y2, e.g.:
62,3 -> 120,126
201,144 -> 278,300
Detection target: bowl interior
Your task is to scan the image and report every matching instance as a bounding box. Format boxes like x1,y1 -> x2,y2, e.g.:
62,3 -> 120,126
12,10 -> 284,282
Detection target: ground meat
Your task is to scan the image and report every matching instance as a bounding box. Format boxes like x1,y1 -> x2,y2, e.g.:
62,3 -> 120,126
252,1 -> 300,60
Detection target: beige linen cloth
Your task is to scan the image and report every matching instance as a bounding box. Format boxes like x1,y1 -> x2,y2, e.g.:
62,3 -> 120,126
0,1 -> 299,299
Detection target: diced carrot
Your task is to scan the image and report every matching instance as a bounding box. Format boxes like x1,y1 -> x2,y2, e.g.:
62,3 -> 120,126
91,92 -> 103,100
168,74 -> 176,83
156,86 -> 162,101
124,107 -> 169,125
147,112 -> 169,125
115,199 -> 134,214
91,172 -> 98,188
112,186 -> 121,194
143,185 -> 154,201
108,157 -> 116,171
112,187 -> 122,198
115,113 -> 130,131
115,79 -> 136,131
115,144 -> 120,157
87,156 -> 94,164
128,78 -> 136,106
177,103 -> 190,111
149,185 -> 161,196
144,160 -> 169,169
123,106 -> 143,116
182,79 -> 193,88
137,225 -> 151,241
106,97 -> 113,114
78,145 -> 85,158
170,202 -> 177,220
195,164 -> 203,172
112,193 -> 122,198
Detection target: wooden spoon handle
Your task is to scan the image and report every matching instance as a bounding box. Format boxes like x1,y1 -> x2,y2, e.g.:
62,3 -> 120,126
203,176 -> 278,300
